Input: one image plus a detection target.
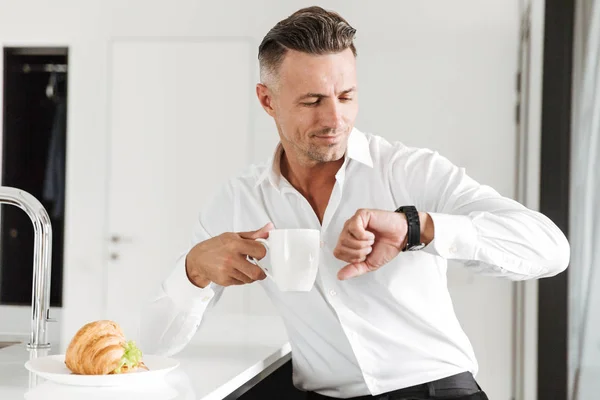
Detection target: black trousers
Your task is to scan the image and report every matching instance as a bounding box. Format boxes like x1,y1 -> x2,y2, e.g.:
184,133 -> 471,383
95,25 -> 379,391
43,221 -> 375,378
306,372 -> 489,400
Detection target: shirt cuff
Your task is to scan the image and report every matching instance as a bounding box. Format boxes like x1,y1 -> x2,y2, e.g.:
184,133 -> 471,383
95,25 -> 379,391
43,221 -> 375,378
163,253 -> 216,311
422,213 -> 478,260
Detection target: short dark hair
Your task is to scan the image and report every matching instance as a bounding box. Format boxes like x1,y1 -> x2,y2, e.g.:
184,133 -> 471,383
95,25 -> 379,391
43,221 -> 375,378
258,6 -> 357,82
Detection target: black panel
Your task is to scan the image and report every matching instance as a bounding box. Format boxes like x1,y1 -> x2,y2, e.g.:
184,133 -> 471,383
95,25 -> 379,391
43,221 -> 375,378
537,0 -> 574,398
238,360 -> 307,399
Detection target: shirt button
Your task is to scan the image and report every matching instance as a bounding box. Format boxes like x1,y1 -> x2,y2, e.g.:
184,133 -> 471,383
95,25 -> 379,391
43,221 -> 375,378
202,296 -> 211,302
329,290 -> 337,296
449,245 -> 457,254
320,241 -> 325,248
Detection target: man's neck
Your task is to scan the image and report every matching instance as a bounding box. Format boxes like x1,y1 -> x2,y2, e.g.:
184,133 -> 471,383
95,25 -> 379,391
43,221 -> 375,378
280,150 -> 344,224
280,151 -> 344,195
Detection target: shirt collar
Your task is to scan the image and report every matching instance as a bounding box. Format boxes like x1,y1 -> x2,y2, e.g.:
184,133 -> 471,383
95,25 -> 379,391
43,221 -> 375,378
346,127 -> 374,168
255,127 -> 373,189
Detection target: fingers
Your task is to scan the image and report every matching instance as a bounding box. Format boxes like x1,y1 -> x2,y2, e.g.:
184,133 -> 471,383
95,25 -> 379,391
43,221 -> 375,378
334,213 -> 375,263
236,257 -> 268,281
238,222 -> 274,240
339,235 -> 373,250
228,267 -> 255,285
215,256 -> 266,286
236,239 -> 267,261
223,274 -> 248,286
346,213 -> 375,241
210,225 -> 273,287
333,243 -> 373,264
337,262 -> 374,280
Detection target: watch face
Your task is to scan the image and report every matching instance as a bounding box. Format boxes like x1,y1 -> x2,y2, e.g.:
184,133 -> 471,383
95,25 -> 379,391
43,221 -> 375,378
408,243 -> 426,251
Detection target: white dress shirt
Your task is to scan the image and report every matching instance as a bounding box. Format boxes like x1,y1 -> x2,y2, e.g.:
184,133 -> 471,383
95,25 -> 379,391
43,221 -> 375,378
141,128 -> 570,398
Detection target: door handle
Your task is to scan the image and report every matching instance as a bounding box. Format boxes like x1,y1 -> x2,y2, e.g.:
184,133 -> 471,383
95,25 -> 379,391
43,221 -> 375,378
109,235 -> 133,244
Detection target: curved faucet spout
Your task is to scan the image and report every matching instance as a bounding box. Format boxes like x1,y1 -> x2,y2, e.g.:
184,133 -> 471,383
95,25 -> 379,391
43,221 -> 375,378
0,187 -> 53,349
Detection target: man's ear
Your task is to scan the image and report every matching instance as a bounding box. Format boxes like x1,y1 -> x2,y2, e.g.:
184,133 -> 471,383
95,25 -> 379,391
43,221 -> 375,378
256,83 -> 276,118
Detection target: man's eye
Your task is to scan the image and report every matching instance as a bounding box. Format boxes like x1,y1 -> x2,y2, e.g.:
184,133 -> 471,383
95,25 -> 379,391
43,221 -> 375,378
302,100 -> 320,106
340,97 -> 353,102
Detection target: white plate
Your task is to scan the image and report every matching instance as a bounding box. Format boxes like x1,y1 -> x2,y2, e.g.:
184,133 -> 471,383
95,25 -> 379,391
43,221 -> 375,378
25,354 -> 179,387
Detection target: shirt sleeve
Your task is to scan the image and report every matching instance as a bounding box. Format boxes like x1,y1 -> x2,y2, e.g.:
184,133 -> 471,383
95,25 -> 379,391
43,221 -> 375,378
139,182 -> 234,356
390,146 -> 570,280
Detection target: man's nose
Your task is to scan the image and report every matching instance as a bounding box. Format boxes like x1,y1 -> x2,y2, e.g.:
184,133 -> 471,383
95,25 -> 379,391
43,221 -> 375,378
320,101 -> 345,131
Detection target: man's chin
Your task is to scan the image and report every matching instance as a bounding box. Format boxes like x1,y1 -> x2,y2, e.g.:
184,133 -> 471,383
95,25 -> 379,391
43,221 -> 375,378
308,148 -> 346,163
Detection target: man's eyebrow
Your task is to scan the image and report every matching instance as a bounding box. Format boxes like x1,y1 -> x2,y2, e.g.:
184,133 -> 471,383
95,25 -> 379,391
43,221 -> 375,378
295,87 -> 357,102
339,87 -> 356,95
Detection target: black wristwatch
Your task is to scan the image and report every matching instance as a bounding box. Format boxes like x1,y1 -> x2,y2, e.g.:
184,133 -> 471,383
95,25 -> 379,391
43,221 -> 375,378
395,205 -> 426,251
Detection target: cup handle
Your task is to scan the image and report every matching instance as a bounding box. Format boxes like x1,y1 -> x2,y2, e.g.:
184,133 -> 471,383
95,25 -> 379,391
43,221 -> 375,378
249,238 -> 274,280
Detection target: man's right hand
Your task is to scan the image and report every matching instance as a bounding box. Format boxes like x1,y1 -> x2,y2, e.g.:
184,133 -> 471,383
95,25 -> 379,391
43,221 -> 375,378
185,223 -> 274,288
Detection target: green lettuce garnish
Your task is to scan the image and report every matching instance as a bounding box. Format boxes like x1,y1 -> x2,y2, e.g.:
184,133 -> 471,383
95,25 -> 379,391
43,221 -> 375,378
113,340 -> 143,374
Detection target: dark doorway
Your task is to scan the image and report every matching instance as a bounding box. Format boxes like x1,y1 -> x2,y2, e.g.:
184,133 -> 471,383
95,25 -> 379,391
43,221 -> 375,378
0,47 -> 68,307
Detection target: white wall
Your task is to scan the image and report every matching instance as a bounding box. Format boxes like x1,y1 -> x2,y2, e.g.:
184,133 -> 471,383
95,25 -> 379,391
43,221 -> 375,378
0,1 -> 546,399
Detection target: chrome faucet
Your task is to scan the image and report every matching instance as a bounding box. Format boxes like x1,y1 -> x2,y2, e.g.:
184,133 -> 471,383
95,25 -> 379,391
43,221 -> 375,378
0,186 -> 53,349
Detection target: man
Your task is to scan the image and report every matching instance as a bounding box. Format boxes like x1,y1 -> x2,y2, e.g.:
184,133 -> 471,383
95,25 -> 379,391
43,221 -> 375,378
142,6 -> 570,400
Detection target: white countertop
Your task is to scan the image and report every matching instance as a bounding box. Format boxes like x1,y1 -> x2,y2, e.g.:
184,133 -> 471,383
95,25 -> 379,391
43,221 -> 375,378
0,314 -> 291,400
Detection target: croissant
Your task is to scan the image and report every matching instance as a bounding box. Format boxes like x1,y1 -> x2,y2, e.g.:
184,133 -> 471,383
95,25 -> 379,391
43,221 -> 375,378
64,320 -> 148,375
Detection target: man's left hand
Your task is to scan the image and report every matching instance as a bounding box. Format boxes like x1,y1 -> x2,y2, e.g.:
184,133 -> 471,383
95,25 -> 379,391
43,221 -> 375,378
334,209 -> 433,280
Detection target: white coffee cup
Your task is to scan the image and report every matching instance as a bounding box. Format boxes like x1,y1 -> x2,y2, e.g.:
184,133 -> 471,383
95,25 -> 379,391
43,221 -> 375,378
249,229 -> 320,292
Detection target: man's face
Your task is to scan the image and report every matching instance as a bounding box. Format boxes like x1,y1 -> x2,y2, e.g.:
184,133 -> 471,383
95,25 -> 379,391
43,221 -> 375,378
258,48 -> 358,165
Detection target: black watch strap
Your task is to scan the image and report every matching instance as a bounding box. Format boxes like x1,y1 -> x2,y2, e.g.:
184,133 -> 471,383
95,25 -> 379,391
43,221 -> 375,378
395,205 -> 422,251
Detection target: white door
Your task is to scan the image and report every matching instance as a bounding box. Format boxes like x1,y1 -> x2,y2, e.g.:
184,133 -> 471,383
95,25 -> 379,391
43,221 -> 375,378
106,39 -> 253,340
